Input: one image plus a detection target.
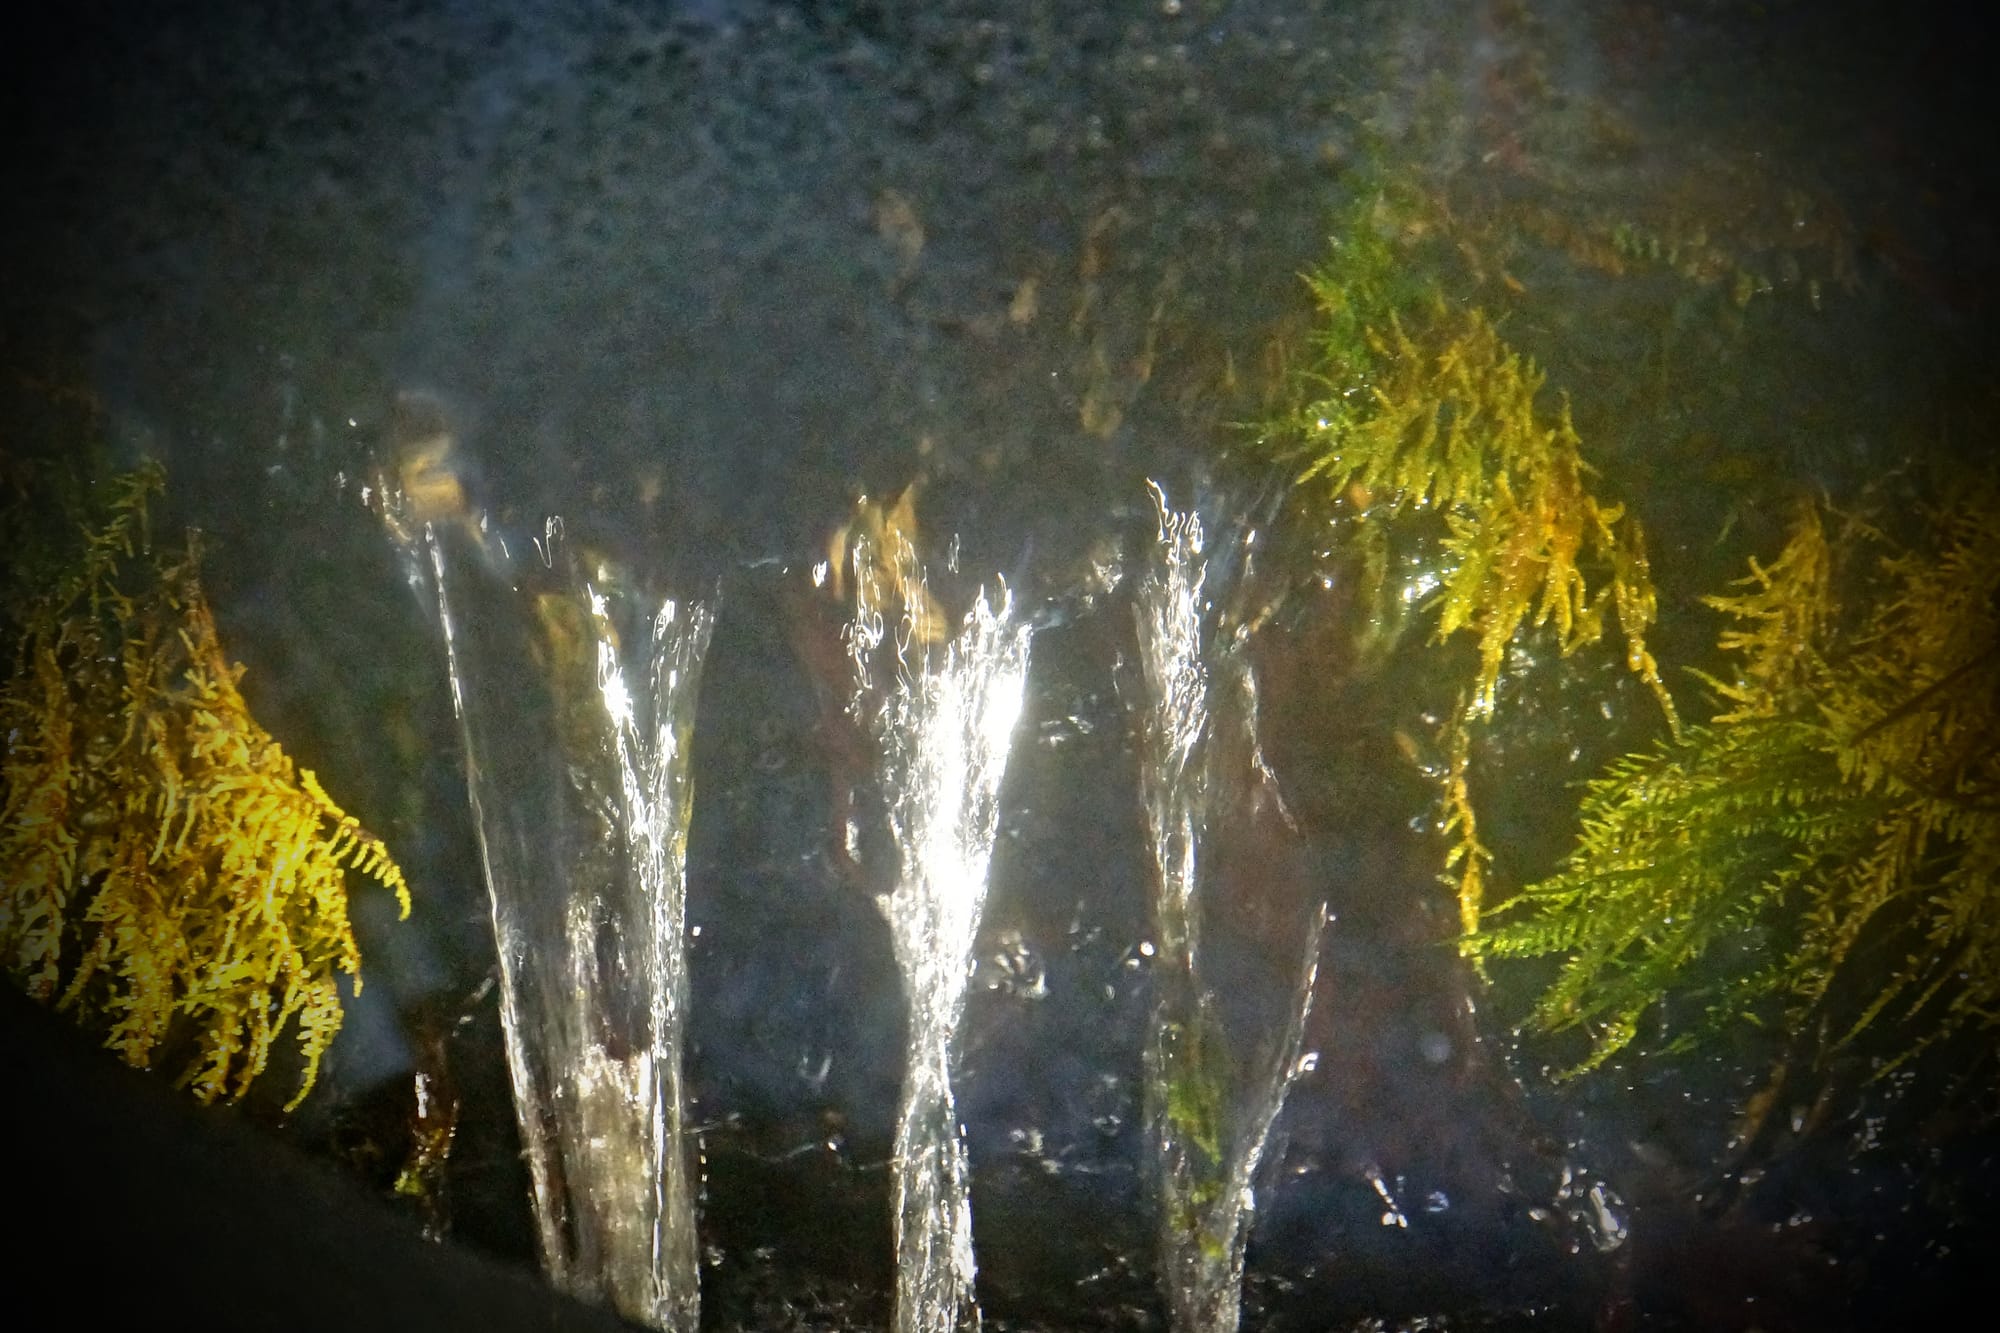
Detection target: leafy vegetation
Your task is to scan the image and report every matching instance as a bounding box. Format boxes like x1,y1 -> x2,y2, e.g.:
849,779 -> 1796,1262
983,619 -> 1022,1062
0,456 -> 410,1108
1251,184 -> 1675,935
1468,480 -> 2000,1076
0,369 -> 120,636
1244,159 -> 1999,1103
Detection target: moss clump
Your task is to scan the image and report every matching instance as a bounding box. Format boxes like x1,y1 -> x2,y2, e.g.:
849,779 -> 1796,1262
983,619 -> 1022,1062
0,460 -> 410,1108
1469,479 -> 2000,1076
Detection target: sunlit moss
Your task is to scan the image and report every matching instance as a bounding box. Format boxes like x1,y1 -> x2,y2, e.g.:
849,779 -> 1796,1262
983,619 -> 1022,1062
0,461 -> 410,1109
1469,479 -> 2000,1076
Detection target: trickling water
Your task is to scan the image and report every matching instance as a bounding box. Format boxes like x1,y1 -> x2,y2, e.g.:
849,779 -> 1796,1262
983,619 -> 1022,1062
415,516 -> 711,1332
846,525 -> 1032,1333
1130,482 -> 1327,1333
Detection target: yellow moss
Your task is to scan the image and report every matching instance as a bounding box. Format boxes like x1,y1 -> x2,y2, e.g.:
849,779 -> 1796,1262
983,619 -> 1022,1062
0,462 -> 409,1109
1697,501 -> 1837,722
1438,704 -> 1493,948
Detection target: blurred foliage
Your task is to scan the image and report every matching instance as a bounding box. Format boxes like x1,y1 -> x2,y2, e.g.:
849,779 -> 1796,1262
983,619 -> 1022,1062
0,453 -> 410,1109
1376,0 -> 1862,324
1251,183 -> 1676,935
1469,477 -> 2000,1076
1466,162 -> 1859,317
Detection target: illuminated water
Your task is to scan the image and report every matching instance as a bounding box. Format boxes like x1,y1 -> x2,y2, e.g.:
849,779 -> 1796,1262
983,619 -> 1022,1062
1130,484 -> 1326,1333
414,514 -> 711,1331
845,525 -> 1032,1333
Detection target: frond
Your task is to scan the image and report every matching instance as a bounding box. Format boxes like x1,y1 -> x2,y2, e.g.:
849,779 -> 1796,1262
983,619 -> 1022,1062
0,461 -> 413,1109
1472,471 -> 2000,1078
1246,182 -> 1679,934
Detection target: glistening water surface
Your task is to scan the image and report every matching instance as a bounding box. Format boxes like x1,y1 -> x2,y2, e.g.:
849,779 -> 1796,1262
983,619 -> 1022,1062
5,1 -> 1998,1330
1130,483 -> 1324,1333
416,512 -> 712,1329
849,545 -> 1030,1333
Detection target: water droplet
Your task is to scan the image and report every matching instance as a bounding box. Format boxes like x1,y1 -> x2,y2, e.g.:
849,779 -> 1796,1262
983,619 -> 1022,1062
979,929 -> 1047,999
1009,1126 -> 1044,1155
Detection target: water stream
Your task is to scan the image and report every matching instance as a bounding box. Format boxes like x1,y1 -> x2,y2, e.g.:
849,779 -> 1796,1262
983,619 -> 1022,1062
844,527 -> 1033,1333
1130,483 -> 1327,1333
414,515 -> 712,1332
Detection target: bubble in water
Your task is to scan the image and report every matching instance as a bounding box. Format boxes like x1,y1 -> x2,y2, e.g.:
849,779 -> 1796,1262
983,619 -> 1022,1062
980,928 -> 1048,999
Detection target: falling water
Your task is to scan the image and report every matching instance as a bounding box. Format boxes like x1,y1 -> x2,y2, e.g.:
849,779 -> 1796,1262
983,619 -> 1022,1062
1130,482 -> 1326,1333
845,528 -> 1033,1333
412,514 -> 711,1332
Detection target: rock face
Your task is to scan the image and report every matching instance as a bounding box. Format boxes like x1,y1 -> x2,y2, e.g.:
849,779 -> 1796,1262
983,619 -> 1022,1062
7,0 -> 1371,591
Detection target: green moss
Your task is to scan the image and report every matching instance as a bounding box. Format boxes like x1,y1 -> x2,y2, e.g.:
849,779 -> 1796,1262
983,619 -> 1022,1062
1160,1015 -> 1226,1165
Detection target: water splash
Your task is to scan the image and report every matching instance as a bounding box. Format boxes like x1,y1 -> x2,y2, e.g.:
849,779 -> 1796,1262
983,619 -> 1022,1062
847,525 -> 1033,1333
417,518 -> 710,1331
1130,481 -> 1326,1333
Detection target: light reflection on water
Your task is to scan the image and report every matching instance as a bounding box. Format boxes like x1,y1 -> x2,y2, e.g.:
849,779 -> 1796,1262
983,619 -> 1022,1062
419,516 -> 712,1330
1131,482 -> 1325,1333
847,519 -> 1032,1333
